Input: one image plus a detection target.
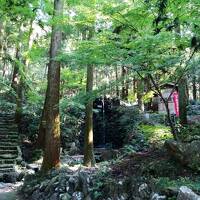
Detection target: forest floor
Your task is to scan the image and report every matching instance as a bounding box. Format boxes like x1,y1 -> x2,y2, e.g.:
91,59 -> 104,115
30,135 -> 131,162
0,182 -> 22,200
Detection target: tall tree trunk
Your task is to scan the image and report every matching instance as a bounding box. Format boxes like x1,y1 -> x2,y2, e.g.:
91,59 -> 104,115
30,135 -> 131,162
125,69 -> 129,99
164,100 -> 177,140
11,36 -> 23,124
199,76 -> 200,100
2,37 -> 8,78
137,79 -> 144,111
148,74 -> 178,139
179,77 -> 188,125
192,75 -> 197,101
145,77 -> 152,110
24,19 -> 34,69
36,93 -> 48,149
132,76 -> 137,94
41,0 -> 63,172
115,65 -> 119,97
121,66 -> 128,100
84,64 -> 95,167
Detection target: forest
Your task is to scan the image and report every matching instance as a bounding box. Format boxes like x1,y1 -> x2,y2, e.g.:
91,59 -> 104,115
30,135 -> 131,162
0,0 -> 200,199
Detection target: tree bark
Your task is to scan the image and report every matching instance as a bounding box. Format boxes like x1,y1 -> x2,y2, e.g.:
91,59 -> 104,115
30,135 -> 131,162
137,79 -> 144,111
84,64 -> 96,167
199,76 -> 200,100
115,65 -> 119,97
121,66 -> 128,100
179,77 -> 188,125
11,32 -> 23,124
41,0 -> 63,172
192,76 -> 197,101
164,100 -> 177,139
36,92 -> 48,149
148,74 -> 178,139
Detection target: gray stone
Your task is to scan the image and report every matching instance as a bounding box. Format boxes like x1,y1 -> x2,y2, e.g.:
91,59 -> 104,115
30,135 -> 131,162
26,169 -> 35,175
59,193 -> 72,200
3,172 -> 19,183
72,192 -> 84,200
69,142 -> 79,155
177,186 -> 200,200
151,193 -> 166,200
138,183 -> 150,199
27,164 -> 40,172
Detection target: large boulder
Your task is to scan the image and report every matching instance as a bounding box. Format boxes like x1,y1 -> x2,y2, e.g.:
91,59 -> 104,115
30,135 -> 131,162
165,139 -> 200,171
177,186 -> 200,200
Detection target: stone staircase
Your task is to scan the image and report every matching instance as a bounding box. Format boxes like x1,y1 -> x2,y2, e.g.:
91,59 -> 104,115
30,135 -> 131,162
0,114 -> 22,177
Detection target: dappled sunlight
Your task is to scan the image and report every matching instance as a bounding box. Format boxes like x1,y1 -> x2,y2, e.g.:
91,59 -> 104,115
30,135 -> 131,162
0,0 -> 200,199
139,124 -> 172,143
53,114 -> 61,139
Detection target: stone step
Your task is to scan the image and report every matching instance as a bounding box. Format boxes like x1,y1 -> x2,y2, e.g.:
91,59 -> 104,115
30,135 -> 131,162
0,154 -> 18,159
0,134 -> 19,139
0,113 -> 14,116
0,150 -> 18,154
0,164 -> 14,169
0,168 -> 15,173
0,142 -> 18,146
0,138 -> 19,145
0,128 -> 18,131
0,126 -> 17,130
0,159 -> 16,165
0,128 -> 18,132
0,118 -> 15,122
0,129 -> 18,132
0,122 -> 15,126
0,122 -> 17,125
0,123 -> 17,126
0,131 -> 18,135
0,146 -> 18,150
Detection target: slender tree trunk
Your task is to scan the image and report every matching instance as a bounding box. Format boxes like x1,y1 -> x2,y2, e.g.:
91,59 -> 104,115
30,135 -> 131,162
11,41 -> 23,124
133,76 -> 136,94
125,69 -> 129,99
84,64 -> 96,167
137,79 -> 144,111
148,74 -> 178,139
121,66 -> 128,100
146,78 -> 152,110
192,76 -> 197,101
24,19 -> 34,69
199,76 -> 200,100
2,38 -> 8,78
179,77 -> 188,125
115,65 -> 119,97
36,93 -> 48,149
164,100 -> 177,140
41,0 -> 63,172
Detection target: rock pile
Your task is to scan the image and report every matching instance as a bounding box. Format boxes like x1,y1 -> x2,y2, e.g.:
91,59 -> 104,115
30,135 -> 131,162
20,168 -> 94,200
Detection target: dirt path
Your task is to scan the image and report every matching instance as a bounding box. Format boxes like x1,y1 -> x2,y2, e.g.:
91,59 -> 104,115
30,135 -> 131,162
0,182 -> 22,200
0,191 -> 18,200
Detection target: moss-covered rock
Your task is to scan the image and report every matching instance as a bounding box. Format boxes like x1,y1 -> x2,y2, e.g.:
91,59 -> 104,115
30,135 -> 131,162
165,139 -> 200,171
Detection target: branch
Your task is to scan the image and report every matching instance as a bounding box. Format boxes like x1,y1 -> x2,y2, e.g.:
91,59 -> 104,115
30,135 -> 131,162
148,74 -> 166,103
